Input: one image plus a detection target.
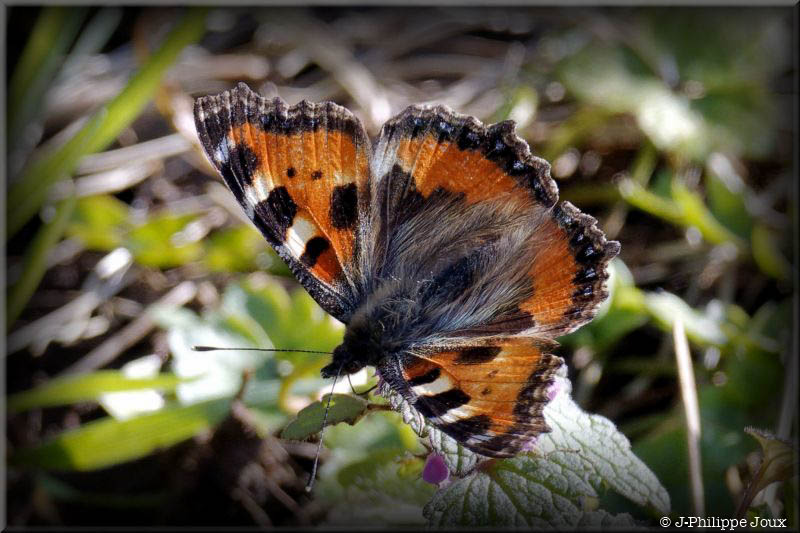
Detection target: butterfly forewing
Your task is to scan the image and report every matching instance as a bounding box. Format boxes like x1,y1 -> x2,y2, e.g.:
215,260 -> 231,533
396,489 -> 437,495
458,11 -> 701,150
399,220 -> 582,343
194,83 -> 371,321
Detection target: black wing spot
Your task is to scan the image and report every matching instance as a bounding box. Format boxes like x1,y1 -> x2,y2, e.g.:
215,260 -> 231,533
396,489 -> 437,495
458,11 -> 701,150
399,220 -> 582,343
414,389 -> 471,418
454,346 -> 501,365
287,167 -> 296,178
299,236 -> 330,267
229,145 -> 260,187
407,367 -> 441,387
440,414 -> 493,439
257,186 -> 297,241
311,170 -> 323,180
330,183 -> 358,230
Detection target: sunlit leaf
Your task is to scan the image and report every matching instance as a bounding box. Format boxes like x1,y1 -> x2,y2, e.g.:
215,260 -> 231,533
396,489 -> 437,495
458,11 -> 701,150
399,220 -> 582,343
11,399 -> 230,471
8,370 -> 186,414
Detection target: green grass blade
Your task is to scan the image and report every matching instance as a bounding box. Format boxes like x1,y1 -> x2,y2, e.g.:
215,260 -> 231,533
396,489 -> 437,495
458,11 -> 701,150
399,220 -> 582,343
8,7 -> 88,139
59,8 -> 124,76
6,194 -> 77,328
10,398 -> 230,471
7,7 -> 209,238
7,371 -> 189,414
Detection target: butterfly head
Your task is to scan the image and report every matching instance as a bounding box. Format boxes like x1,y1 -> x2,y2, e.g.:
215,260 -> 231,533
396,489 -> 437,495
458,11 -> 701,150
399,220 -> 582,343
320,322 -> 389,378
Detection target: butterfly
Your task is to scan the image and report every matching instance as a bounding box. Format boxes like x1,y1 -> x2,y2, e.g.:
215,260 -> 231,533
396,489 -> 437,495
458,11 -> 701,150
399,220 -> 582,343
193,83 -> 620,458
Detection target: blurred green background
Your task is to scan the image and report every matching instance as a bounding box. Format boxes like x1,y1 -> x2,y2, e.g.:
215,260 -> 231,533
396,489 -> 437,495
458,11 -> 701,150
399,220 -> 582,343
4,6 -> 796,527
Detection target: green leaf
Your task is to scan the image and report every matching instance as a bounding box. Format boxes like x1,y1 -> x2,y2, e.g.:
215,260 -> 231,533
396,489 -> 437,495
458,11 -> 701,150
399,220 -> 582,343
704,155 -> 753,239
558,12 -> 785,159
323,454 -> 436,526
203,225 -> 271,272
383,369 -> 669,526
11,399 -> 230,471
7,371 -> 186,414
66,194 -> 130,251
535,373 -> 671,515
316,409 -> 424,492
281,394 -> 368,440
425,454 -> 605,528
153,304 -> 271,405
126,213 -> 203,268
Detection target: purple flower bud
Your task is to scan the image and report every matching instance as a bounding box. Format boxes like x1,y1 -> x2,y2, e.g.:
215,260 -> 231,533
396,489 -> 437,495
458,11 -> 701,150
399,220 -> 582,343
521,436 -> 539,452
422,453 -> 449,484
547,380 -> 561,401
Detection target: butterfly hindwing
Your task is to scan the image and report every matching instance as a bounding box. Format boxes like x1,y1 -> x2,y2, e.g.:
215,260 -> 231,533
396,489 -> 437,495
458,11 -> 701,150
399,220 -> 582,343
194,83 -> 371,321
380,339 -> 564,457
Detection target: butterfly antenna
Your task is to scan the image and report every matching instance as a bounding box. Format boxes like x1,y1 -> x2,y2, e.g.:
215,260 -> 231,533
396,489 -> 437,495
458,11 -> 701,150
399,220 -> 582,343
192,346 -> 331,355
306,363 -> 343,492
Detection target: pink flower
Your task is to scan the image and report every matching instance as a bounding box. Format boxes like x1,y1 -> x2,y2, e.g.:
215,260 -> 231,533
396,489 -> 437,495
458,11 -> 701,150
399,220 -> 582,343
422,453 -> 449,484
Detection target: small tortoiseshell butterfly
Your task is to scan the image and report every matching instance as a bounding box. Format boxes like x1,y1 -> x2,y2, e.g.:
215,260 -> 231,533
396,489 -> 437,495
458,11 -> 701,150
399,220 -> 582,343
194,83 -> 620,458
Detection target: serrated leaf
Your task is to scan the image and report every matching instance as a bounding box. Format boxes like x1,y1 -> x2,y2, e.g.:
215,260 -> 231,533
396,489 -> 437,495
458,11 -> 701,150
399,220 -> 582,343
7,370 -> 186,414
536,373 -> 671,515
281,394 -> 368,440
384,367 -> 669,526
11,399 -> 230,471
323,454 -> 436,526
425,454 -> 599,528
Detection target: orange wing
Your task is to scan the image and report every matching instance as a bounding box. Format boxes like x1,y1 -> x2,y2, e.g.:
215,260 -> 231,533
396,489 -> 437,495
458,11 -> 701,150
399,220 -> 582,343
368,104 -> 619,340
380,339 -> 564,457
520,202 -> 621,338
194,83 -> 371,320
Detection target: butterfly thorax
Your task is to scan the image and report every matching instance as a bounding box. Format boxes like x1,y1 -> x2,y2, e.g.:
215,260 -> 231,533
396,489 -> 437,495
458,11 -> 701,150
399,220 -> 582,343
320,281 -> 437,378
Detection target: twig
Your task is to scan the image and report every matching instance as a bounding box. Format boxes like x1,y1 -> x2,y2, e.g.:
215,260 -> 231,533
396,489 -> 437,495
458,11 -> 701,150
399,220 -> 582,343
231,487 -> 273,527
51,160 -> 163,200
76,132 -> 191,174
7,248 -> 135,354
280,15 -> 391,131
60,280 -> 197,375
674,318 -> 705,517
